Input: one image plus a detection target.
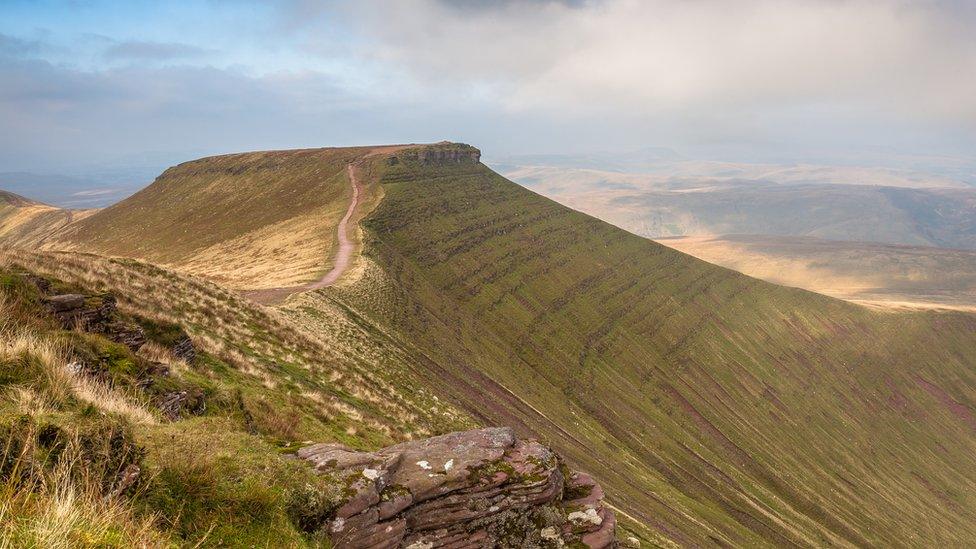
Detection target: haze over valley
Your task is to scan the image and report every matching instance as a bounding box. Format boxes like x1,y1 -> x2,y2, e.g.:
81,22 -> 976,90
501,156 -> 976,311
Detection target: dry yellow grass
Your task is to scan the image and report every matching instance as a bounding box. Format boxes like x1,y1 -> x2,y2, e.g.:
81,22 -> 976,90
175,206 -> 345,290
0,198 -> 96,249
0,324 -> 158,426
659,234 -> 976,311
42,148 -> 372,291
0,315 -> 164,546
1,248 -> 472,444
0,423 -> 165,549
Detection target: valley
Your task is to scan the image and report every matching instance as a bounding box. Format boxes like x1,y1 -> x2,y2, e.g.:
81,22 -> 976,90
504,164 -> 976,249
659,235 -> 976,312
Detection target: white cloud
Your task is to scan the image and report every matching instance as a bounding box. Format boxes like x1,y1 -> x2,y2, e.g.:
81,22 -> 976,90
320,0 -> 976,125
0,1 -> 973,171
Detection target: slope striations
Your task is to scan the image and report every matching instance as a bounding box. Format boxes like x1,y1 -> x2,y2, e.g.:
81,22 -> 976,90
312,146 -> 976,546
14,143 -> 976,546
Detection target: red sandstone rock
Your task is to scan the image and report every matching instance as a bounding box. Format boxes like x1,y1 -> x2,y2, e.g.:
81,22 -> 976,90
298,427 -> 617,548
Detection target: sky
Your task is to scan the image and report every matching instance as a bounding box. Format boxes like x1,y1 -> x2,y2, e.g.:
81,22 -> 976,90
1,0 -> 975,175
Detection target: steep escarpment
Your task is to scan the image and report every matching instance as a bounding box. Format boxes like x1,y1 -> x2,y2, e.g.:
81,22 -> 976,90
10,143 -> 976,546
389,142 -> 482,166
314,147 -> 976,546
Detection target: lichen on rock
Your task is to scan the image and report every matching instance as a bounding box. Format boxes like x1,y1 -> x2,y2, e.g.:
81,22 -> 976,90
297,427 -> 617,548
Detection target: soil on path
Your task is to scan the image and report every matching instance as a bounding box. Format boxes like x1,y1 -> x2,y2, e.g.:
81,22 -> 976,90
246,163 -> 365,305
245,144 -> 413,305
307,163 -> 360,290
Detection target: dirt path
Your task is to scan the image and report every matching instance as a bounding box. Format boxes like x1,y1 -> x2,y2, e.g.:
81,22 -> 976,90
246,163 -> 364,304
245,144 -> 417,305
307,163 -> 360,290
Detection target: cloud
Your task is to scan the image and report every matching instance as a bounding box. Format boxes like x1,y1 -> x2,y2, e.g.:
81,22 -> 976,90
102,40 -> 210,62
0,0 -> 973,173
306,0 -> 976,127
0,53 -> 471,170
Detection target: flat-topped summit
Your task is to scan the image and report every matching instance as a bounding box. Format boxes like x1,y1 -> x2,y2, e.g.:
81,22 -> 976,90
18,142 -> 482,290
389,142 -> 482,165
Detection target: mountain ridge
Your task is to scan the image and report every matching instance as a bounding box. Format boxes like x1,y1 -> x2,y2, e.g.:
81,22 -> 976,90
3,142 -> 976,546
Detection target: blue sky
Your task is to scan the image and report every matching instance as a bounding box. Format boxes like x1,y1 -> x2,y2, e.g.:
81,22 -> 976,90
1,0 -> 974,175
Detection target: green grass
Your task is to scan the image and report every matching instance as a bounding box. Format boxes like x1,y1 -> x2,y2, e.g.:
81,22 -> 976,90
135,418 -> 341,547
7,143 -> 976,546
0,259 -> 467,546
311,147 -> 976,546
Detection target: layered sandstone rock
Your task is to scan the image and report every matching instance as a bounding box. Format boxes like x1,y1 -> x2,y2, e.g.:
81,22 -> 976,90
44,292 -> 146,351
298,427 -> 617,548
390,143 -> 482,166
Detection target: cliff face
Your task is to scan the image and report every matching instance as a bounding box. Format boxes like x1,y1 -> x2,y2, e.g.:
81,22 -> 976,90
298,428 -> 617,548
390,143 -> 482,166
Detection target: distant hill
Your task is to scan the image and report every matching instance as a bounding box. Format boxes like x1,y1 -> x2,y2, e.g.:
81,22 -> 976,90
0,171 -> 144,208
505,165 -> 976,249
0,190 -> 95,247
6,143 -> 976,545
659,234 -> 976,311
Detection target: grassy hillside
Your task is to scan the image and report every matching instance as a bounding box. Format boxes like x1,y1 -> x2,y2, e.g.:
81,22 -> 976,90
312,148 -> 976,546
10,143 -> 976,546
0,191 -> 94,248
48,148 -> 385,290
659,234 -> 976,311
0,249 -> 472,546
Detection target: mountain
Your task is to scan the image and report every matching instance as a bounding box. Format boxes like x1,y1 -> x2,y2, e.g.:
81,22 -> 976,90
504,165 -> 976,249
0,190 -> 95,247
4,143 -> 976,546
659,234 -> 976,311
493,155 -> 974,188
48,146 -> 410,290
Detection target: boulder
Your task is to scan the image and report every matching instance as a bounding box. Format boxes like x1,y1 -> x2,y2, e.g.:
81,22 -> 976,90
298,428 -> 617,548
45,294 -> 85,313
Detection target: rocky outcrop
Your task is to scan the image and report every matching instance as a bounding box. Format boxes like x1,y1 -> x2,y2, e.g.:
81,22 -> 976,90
157,387 -> 207,420
44,293 -> 147,351
390,143 -> 482,166
298,427 -> 617,548
171,335 -> 197,363
32,279 -> 206,421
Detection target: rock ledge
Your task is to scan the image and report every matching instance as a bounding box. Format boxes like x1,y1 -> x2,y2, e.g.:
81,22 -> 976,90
299,427 -> 617,548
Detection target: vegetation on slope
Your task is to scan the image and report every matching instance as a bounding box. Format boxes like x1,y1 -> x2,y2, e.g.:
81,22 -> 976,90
0,191 -> 94,248
48,148 -> 378,290
0,251 -> 472,546
310,146 -> 976,546
7,143 -> 976,546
